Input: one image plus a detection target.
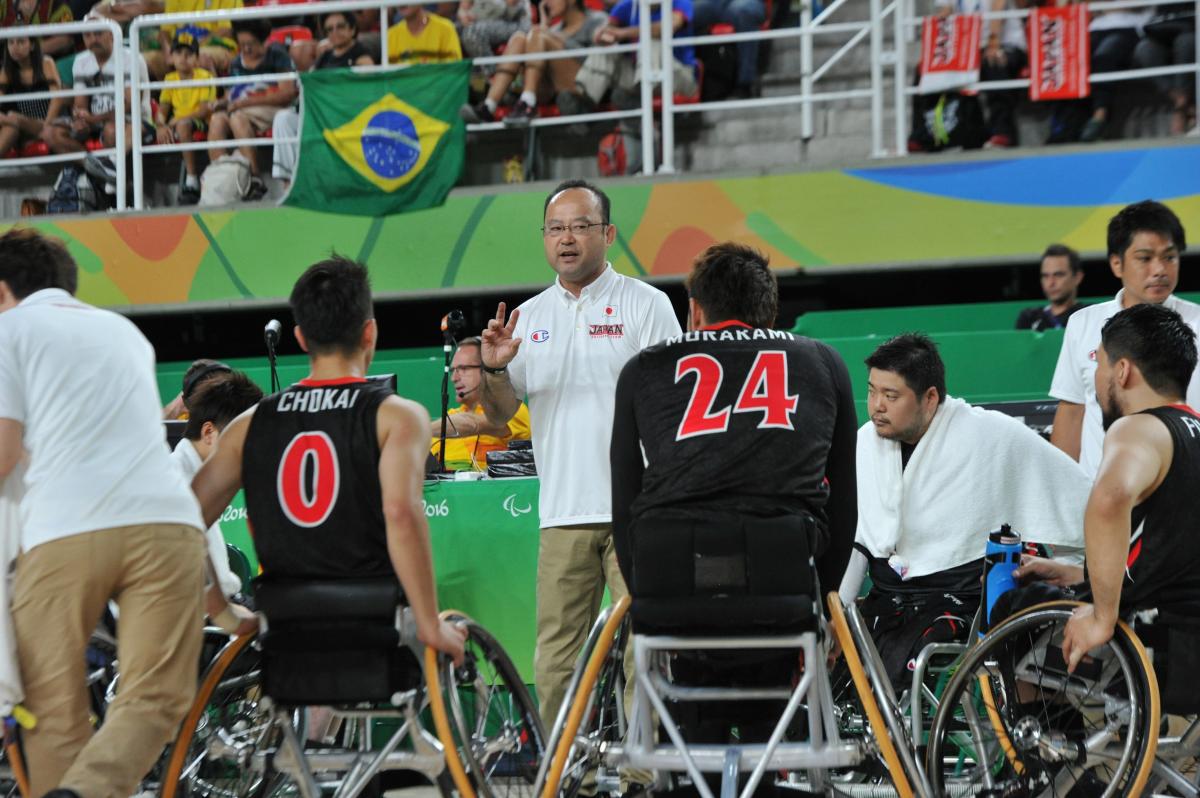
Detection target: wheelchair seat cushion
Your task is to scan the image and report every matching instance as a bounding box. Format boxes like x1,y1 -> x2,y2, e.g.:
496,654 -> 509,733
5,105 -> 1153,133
632,594 -> 816,635
252,577 -> 422,705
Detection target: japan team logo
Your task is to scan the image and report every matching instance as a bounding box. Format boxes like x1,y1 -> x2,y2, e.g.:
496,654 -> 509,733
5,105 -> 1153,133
277,431 -> 341,528
531,329 -> 550,343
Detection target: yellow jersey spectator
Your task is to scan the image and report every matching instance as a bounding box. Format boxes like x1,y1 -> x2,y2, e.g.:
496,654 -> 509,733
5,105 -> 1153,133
387,7 -> 462,64
430,337 -> 530,471
160,0 -> 242,73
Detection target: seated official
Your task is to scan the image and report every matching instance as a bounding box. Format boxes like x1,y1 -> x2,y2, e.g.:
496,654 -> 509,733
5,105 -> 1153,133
430,336 -> 531,471
1016,304 -> 1200,714
840,333 -> 1090,687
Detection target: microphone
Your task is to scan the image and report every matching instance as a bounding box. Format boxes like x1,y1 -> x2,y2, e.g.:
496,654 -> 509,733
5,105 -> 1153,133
264,319 -> 281,348
440,309 -> 466,336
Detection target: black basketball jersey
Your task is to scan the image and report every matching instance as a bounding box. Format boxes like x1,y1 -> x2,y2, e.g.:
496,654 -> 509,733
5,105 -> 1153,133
243,377 -> 394,580
1122,405 -> 1200,618
611,322 -> 858,591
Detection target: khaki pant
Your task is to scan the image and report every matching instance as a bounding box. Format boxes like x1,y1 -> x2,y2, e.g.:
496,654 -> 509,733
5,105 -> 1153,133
535,524 -> 629,727
13,524 -> 206,798
575,42 -> 699,105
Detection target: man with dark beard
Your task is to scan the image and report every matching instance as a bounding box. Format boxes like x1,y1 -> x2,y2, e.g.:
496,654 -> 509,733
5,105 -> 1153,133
1016,304 -> 1200,682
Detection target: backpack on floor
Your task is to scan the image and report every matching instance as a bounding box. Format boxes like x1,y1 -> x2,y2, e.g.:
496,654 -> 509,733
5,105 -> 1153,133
47,164 -> 103,215
199,155 -> 252,206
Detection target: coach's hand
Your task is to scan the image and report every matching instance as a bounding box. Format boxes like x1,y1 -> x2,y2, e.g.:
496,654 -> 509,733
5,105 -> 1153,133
482,302 -> 523,370
425,618 -> 468,666
1061,604 -> 1114,674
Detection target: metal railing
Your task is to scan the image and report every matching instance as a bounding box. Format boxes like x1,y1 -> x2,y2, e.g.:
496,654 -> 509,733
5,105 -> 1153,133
0,18 -> 127,208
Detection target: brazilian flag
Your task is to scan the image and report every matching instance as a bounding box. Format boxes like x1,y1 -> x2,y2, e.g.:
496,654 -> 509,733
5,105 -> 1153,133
285,61 -> 469,216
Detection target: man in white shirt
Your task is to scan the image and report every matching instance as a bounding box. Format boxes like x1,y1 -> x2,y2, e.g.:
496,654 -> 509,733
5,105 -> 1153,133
480,178 -> 682,725
0,229 -> 210,798
171,370 -> 264,597
1050,200 -> 1198,477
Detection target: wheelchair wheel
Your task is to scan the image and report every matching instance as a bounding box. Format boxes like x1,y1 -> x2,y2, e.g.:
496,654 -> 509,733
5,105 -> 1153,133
439,614 -> 546,798
925,601 -> 1159,798
537,596 -> 630,798
160,632 -> 290,798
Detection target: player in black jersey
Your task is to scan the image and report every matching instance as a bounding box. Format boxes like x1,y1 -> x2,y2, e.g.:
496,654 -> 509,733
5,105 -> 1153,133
192,256 -> 465,663
610,241 -> 857,609
1012,303 -> 1200,677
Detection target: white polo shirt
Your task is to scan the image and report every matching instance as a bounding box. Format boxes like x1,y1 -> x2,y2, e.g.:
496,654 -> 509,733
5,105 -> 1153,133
508,265 -> 681,528
172,439 -> 243,597
1049,289 -> 1200,476
0,289 -> 203,552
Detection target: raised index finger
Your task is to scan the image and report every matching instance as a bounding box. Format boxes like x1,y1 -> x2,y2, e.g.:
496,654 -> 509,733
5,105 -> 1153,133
495,301 -> 508,325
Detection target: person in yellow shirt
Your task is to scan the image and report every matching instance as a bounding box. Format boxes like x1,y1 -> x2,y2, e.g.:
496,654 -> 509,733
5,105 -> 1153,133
159,0 -> 242,74
155,32 -> 216,205
431,336 -> 530,471
387,6 -> 463,65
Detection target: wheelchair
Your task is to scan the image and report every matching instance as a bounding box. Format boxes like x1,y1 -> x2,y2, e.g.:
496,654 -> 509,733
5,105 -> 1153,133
534,514 -> 925,798
158,577 -> 545,798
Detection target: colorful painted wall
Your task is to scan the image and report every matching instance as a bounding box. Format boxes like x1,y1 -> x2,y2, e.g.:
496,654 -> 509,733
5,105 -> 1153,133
9,142 -> 1198,309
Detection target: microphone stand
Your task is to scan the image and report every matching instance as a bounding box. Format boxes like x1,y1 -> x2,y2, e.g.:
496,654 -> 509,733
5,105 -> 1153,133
266,337 -> 280,393
437,330 -> 454,474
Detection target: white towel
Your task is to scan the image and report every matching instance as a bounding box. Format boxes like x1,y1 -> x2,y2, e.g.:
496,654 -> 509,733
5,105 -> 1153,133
854,395 -> 1090,581
0,461 -> 25,716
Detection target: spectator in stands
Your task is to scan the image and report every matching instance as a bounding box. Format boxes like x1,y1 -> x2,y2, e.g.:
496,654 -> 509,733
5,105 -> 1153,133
1133,5 -> 1196,136
1050,200 -> 1199,476
691,0 -> 764,98
387,5 -> 463,64
271,11 -> 374,185
160,0 -> 243,75
89,0 -> 169,79
429,336 -> 531,471
461,0 -> 607,123
458,0 -> 532,61
355,9 -> 384,62
1078,7 -> 1153,142
155,32 -> 215,205
556,0 -> 697,114
0,32 -> 67,158
0,0 -> 75,58
207,19 -> 297,202
1016,244 -> 1087,331
43,16 -> 153,195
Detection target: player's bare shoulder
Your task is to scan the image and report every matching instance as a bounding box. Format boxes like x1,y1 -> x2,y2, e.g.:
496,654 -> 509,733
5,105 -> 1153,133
377,395 -> 432,447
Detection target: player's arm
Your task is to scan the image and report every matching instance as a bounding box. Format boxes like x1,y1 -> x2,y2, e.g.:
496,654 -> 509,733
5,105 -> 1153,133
610,358 -> 643,585
818,345 -> 858,594
0,419 -> 23,482
378,397 -> 466,664
1050,401 -> 1085,461
480,302 -> 523,426
1062,413 -> 1172,670
192,408 -> 257,634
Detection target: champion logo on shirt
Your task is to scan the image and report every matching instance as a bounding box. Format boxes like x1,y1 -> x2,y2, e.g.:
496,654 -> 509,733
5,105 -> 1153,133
1088,349 -> 1097,361
530,329 -> 550,343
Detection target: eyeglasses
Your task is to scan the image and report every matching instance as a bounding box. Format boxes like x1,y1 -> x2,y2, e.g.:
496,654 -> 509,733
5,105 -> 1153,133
541,221 -> 607,238
325,21 -> 350,32
450,365 -> 482,375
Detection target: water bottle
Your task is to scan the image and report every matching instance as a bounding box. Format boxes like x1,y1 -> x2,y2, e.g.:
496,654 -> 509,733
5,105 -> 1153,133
981,524 -> 1022,636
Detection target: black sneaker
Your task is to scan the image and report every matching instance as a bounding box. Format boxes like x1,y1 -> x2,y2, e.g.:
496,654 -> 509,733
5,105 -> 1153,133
244,176 -> 268,201
84,153 -> 119,183
460,102 -> 495,123
556,90 -> 596,117
503,100 -> 536,127
179,183 -> 201,204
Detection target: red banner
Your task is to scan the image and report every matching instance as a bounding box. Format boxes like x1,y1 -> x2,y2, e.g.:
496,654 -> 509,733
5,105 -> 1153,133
1028,5 -> 1091,101
918,14 -> 982,94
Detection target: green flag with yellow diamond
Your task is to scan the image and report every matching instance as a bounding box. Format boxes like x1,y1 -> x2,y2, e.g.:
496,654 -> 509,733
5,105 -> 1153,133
285,61 -> 469,216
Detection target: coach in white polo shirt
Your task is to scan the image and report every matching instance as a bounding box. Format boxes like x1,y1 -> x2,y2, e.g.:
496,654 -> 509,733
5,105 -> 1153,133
0,229 -> 208,798
1050,200 -> 1200,476
480,178 -> 682,724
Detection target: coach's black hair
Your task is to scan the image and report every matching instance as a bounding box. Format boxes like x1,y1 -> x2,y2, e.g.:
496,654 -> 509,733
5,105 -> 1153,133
184,371 -> 264,441
1101,303 -> 1197,398
0,227 -> 77,299
686,242 -> 777,329
289,255 -> 374,356
1107,200 -> 1187,259
543,178 -> 610,225
865,333 -> 947,405
1042,243 -> 1081,275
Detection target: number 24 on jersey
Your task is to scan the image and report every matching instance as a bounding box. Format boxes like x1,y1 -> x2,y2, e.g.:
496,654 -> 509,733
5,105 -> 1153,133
675,351 -> 800,441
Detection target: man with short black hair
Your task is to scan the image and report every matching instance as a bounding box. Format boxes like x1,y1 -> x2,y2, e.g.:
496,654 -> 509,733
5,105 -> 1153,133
480,178 -> 681,725
845,333 -> 1089,686
611,241 -> 857,598
192,256 -> 465,661
163,358 -> 233,420
173,371 -> 263,597
1016,244 -> 1087,331
0,228 -> 207,798
1051,200 -> 1200,476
